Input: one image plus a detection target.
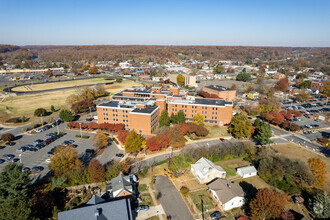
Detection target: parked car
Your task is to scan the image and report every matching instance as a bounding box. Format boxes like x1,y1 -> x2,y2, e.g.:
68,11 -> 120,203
32,139 -> 44,145
85,117 -> 93,122
135,205 -> 149,213
22,167 -> 31,172
0,146 -> 6,150
211,211 -> 222,220
5,142 -> 15,146
3,154 -> 15,160
115,153 -> 124,157
219,138 -> 225,142
16,146 -> 28,152
32,166 -> 44,173
0,159 -> 5,164
45,158 -> 51,163
85,149 -> 95,154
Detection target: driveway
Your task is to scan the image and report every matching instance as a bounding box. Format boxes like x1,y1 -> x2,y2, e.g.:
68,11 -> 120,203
154,175 -> 193,220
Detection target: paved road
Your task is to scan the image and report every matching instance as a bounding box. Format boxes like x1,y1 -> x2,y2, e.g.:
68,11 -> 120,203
154,175 -> 193,220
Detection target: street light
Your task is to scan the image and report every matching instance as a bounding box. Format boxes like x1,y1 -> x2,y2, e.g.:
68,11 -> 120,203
56,120 -> 59,134
40,114 -> 43,126
79,122 -> 82,138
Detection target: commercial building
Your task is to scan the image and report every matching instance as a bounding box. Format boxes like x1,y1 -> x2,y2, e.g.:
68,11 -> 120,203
96,86 -> 233,135
311,81 -> 325,92
0,67 -> 64,74
201,85 -> 236,101
169,73 -> 198,87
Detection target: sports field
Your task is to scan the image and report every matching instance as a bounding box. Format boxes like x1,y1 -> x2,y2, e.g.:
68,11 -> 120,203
0,79 -> 142,123
12,78 -> 113,92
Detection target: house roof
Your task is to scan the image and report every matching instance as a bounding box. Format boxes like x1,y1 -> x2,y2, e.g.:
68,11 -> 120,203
86,195 -> 105,206
208,178 -> 244,204
192,157 -> 226,179
58,198 -> 133,220
204,85 -> 235,91
236,166 -> 257,175
111,173 -> 133,195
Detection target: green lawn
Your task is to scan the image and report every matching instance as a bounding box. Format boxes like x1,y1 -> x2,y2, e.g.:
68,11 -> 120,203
138,184 -> 148,192
214,158 -> 250,177
205,125 -> 230,138
140,193 -> 154,207
190,190 -> 215,212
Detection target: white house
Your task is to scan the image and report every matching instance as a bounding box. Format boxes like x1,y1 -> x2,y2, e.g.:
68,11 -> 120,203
236,166 -> 257,178
191,157 -> 226,183
208,178 -> 245,211
119,62 -> 132,69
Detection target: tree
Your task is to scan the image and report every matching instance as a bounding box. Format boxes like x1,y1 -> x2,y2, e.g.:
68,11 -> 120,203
59,109 -> 75,122
236,71 -> 252,82
93,130 -> 109,152
88,66 -> 98,74
49,146 -> 83,177
34,108 -> 47,117
87,159 -> 105,183
169,125 -> 185,148
159,110 -> 170,127
116,77 -> 122,82
231,84 -> 237,89
295,89 -> 311,102
193,113 -> 204,125
146,133 -> 170,151
50,105 -> 55,112
229,113 -> 252,138
117,130 -> 130,144
1,133 -> 14,142
71,99 -> 95,114
309,192 -> 330,219
44,69 -> 52,76
0,163 -> 31,204
250,188 -> 288,220
176,110 -> 186,124
323,82 -> 330,97
125,130 -> 146,153
299,80 -> 311,89
254,121 -> 272,145
308,158 -> 327,187
0,196 -> 31,220
213,65 -> 224,73
177,74 -> 185,86
170,113 -> 178,124
274,78 -> 289,92
105,162 -> 123,180
257,77 -> 264,84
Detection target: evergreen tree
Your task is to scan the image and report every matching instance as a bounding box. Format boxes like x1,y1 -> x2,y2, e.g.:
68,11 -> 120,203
309,192 -> 330,219
177,110 -> 186,123
170,113 -> 178,124
254,121 -> 272,145
236,70 -> 252,82
59,109 -> 75,122
0,196 -> 31,220
159,110 -> 170,127
0,163 -> 31,204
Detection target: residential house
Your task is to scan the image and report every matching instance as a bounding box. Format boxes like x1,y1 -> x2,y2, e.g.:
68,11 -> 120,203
191,157 -> 226,183
58,195 -> 133,220
208,178 -> 245,211
108,173 -> 136,200
236,166 -> 257,178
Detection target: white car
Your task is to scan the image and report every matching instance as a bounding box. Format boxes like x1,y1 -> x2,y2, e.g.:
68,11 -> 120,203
45,158 -> 51,163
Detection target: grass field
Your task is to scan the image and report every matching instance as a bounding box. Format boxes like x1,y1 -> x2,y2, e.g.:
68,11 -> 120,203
190,189 -> 215,212
12,78 -> 113,92
272,143 -> 330,192
205,125 -> 230,138
0,79 -> 142,124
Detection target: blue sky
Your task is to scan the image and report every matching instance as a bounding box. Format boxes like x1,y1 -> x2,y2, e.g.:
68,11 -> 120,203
0,0 -> 329,46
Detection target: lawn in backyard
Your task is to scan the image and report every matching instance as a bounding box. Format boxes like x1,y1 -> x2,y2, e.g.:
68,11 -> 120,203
139,192 -> 154,207
214,158 -> 251,177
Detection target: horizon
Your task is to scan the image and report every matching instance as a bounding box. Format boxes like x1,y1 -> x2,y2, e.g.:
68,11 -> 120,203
1,0 -> 330,47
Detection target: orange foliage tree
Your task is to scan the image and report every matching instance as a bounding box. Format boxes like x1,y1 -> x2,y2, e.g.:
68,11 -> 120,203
87,159 -> 105,183
250,188 -> 288,220
49,146 -> 83,177
308,158 -> 327,187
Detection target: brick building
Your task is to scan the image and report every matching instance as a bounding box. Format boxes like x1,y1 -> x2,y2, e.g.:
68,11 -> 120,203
96,86 -> 233,135
201,85 -> 236,101
311,81 -> 325,92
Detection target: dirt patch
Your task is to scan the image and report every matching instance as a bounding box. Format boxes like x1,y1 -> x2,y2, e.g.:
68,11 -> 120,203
104,85 -> 120,90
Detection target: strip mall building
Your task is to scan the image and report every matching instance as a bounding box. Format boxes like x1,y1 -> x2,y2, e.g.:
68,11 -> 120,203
97,87 -> 233,135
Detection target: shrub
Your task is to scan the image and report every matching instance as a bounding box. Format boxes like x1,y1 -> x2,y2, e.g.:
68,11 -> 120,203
112,137 -> 119,144
6,117 -> 22,123
34,108 -> 47,117
1,133 -> 15,142
180,186 -> 189,197
71,197 -> 80,206
75,135 -> 81,138
82,135 -> 89,139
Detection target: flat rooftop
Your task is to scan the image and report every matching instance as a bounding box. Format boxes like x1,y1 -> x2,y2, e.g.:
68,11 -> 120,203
204,85 -> 235,91
170,97 -> 232,107
97,100 -> 158,113
131,106 -> 158,114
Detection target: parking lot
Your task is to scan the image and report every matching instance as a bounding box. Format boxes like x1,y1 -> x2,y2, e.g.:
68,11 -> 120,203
0,120 -> 123,180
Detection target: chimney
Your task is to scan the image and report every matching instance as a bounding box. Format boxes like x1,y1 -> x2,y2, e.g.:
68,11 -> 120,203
94,208 -> 101,217
227,183 -> 231,189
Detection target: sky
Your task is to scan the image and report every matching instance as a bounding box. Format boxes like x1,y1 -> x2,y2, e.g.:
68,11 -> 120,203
0,0 -> 329,47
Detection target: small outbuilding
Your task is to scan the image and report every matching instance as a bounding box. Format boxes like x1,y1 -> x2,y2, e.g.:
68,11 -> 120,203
236,166 -> 257,178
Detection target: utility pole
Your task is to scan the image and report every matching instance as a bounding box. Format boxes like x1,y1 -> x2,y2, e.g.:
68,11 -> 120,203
200,195 -> 204,220
56,120 -> 59,134
79,122 -> 82,138
40,114 -> 43,125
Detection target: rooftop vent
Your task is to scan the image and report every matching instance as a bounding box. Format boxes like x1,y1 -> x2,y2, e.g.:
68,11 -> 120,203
94,208 -> 102,217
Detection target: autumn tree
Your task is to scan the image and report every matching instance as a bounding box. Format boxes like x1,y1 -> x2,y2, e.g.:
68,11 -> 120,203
193,113 -> 204,125
169,125 -> 185,148
177,74 -> 185,86
117,130 -> 129,144
274,77 -> 289,91
250,188 -> 288,220
88,66 -> 98,74
87,159 -> 105,183
44,69 -> 52,76
323,81 -> 330,97
71,99 -> 95,114
229,113 -> 252,138
93,130 -> 109,152
1,133 -> 15,142
308,158 -> 327,187
231,84 -> 237,89
295,89 -> 311,102
49,146 -> 83,177
159,110 -> 170,127
125,130 -> 146,153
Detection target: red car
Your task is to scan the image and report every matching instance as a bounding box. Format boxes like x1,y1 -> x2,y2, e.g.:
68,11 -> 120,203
219,138 -> 225,142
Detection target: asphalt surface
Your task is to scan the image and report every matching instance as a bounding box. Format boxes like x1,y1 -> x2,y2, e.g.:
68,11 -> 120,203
154,175 -> 194,220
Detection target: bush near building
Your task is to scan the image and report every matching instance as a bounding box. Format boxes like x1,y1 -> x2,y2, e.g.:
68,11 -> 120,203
67,122 -> 125,133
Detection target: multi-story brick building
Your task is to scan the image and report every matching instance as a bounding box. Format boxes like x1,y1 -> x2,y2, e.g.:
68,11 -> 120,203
96,86 -> 233,135
201,85 -> 236,101
311,81 -> 325,92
